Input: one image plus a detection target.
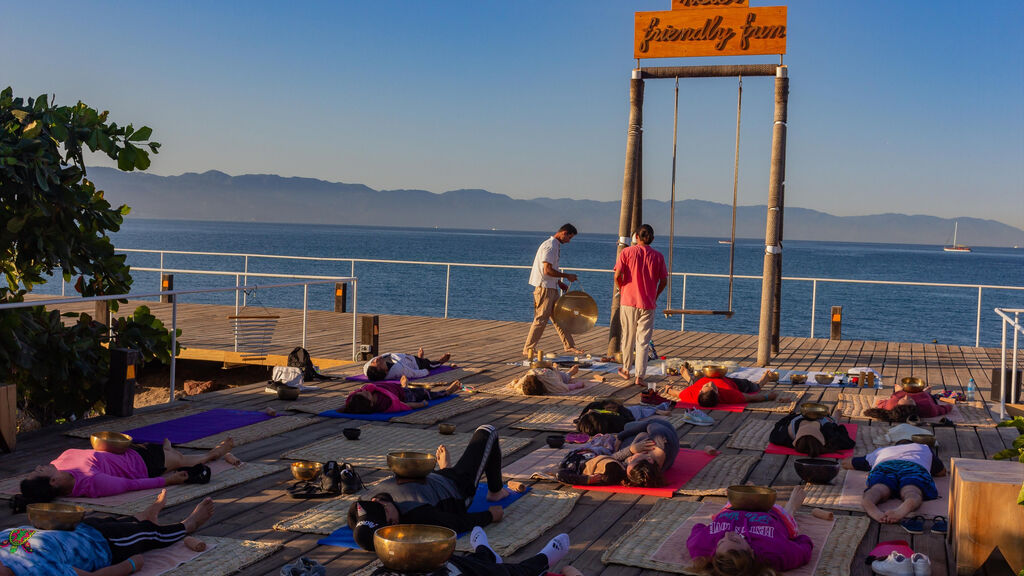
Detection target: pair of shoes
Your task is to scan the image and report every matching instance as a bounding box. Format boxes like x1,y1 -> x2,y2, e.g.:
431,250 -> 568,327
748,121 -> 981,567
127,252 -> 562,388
174,464 -> 211,484
280,556 -> 326,576
900,515 -> 926,535
287,481 -> 332,499
871,551 -> 930,576
930,515 -> 948,534
339,463 -> 363,495
681,409 -> 714,426
265,381 -> 287,394
641,389 -> 673,405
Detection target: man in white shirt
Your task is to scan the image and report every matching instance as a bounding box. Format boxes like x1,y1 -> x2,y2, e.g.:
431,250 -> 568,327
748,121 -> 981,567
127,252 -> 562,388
523,224 -> 582,358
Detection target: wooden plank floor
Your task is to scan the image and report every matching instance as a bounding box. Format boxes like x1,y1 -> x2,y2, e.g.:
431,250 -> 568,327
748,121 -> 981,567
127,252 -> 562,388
3,302 -> 1014,576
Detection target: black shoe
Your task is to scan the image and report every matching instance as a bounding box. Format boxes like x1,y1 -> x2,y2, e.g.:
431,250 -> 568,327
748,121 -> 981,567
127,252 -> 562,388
265,381 -> 287,394
340,463 -> 363,494
555,469 -> 588,485
321,461 -> 341,494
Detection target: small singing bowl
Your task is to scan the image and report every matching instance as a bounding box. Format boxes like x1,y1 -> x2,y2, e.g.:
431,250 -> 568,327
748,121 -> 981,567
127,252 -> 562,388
374,524 -> 456,572
766,370 -> 780,382
790,373 -> 808,385
815,373 -> 835,385
290,461 -> 323,482
794,458 -> 841,485
277,386 -> 300,401
726,485 -> 777,512
546,435 -> 566,449
27,503 -> 86,531
530,360 -> 553,370
438,423 -> 456,435
342,427 -> 361,440
90,431 -> 132,454
911,433 -> 936,447
702,364 -> 728,378
901,377 -> 926,393
387,451 -> 437,478
800,402 -> 830,420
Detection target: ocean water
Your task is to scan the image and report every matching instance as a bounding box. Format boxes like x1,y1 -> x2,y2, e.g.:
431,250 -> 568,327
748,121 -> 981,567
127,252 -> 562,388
40,219 -> 1024,348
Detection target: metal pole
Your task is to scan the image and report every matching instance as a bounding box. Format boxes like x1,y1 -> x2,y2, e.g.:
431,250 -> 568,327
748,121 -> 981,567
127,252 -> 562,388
243,256 -> 249,307
975,286 -> 982,347
1013,312 -> 1020,405
351,281 -> 359,361
169,301 -> 177,403
756,65 -> 788,367
608,70 -> 644,358
302,284 -> 308,348
810,279 -> 817,338
1000,318 -> 1007,420
159,252 -> 164,293
667,78 -> 679,309
444,264 -> 451,318
680,275 -> 687,332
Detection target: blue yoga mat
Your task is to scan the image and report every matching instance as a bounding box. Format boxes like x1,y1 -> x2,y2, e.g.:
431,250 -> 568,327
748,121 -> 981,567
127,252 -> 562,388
318,393 -> 457,420
317,483 -> 530,549
125,408 -> 272,444
346,364 -> 456,383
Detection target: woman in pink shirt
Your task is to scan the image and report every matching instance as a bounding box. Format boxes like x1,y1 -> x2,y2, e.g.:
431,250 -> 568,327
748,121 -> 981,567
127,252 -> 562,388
19,437 -> 238,504
342,376 -> 462,413
613,224 -> 668,388
686,485 -> 813,575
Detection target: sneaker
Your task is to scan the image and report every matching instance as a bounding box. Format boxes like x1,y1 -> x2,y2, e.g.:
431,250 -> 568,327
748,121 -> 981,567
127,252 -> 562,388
900,515 -> 925,535
265,381 -> 287,394
910,553 -> 931,576
871,551 -> 915,576
681,409 -> 713,427
321,461 -> 341,494
930,515 -> 947,535
691,409 -> 715,425
280,556 -> 326,576
339,463 -> 363,495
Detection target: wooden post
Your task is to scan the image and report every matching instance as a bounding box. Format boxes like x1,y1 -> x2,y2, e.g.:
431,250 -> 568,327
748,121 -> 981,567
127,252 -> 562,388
93,301 -> 110,326
334,282 -> 348,313
0,382 -> 16,452
608,70 -> 644,358
107,348 -> 140,417
756,66 -> 788,367
830,306 -> 842,340
359,315 -> 379,361
160,274 -> 174,304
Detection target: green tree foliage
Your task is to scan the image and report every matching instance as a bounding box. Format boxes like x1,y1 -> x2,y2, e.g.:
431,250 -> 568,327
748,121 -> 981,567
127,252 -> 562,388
1,87 -> 177,425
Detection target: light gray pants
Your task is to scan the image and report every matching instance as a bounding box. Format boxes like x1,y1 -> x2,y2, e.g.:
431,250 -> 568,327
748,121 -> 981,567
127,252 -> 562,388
620,305 -> 654,382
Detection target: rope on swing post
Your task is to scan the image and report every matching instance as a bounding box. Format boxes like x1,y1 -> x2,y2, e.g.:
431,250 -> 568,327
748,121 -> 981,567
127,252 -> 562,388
727,76 -> 742,312
667,77 -> 680,309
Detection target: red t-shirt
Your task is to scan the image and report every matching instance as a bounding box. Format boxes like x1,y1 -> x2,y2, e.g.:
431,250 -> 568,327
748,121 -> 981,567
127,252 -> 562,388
614,244 -> 667,310
678,377 -> 747,405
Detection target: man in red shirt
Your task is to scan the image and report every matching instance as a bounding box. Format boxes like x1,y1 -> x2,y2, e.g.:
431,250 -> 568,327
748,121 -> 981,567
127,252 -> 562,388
613,224 -> 668,388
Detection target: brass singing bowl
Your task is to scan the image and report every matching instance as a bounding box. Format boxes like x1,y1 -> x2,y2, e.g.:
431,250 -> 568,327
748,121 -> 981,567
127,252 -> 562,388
800,402 -> 830,420
766,370 -> 779,382
911,433 -> 936,447
901,377 -> 926,393
790,374 -> 808,384
290,461 -> 323,481
727,486 -> 777,512
552,290 -> 598,335
374,524 -> 456,572
702,365 -> 728,378
90,431 -> 132,454
438,423 -> 456,435
27,503 -> 85,530
387,451 -> 436,478
815,373 -> 835,385
530,361 -> 554,369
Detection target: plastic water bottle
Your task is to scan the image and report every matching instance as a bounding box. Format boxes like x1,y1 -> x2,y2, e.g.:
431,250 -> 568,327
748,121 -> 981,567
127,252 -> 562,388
966,378 -> 976,402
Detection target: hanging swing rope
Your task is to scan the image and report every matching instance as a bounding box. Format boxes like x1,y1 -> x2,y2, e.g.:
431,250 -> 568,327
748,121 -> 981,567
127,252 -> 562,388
228,288 -> 280,362
664,76 -> 742,318
666,77 -> 680,309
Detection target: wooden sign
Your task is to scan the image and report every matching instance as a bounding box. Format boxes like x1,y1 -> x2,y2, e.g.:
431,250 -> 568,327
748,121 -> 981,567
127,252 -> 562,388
673,0 -> 747,8
635,6 -> 786,59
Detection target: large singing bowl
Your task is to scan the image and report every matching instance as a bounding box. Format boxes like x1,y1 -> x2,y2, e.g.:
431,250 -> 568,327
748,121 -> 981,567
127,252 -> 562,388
27,503 -> 86,530
726,486 -> 777,512
901,377 -> 926,393
552,290 -> 598,334
90,431 -> 133,454
387,451 -> 436,478
374,524 -> 456,572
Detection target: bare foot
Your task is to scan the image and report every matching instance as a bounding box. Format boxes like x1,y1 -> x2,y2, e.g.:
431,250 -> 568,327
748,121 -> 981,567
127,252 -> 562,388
435,445 -> 450,469
136,489 -> 167,523
445,380 -> 462,394
438,352 -> 451,364
207,438 -> 235,461
862,499 -> 886,523
680,364 -> 693,383
400,375 -> 410,387
263,407 -> 277,417
183,536 -> 206,552
833,408 -> 843,419
417,347 -> 425,358
567,365 -> 580,377
704,445 -> 721,456
487,486 -> 511,502
634,378 -> 645,387
617,368 -> 630,381
182,498 -> 215,533
223,453 -> 242,467
565,347 -> 586,355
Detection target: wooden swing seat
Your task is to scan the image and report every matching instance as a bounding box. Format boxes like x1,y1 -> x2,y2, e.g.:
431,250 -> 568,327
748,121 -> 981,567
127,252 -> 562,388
663,309 -> 735,318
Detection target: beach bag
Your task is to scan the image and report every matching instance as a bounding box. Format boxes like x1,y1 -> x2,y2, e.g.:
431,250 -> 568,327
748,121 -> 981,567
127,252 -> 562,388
288,346 -> 323,381
272,365 -> 303,388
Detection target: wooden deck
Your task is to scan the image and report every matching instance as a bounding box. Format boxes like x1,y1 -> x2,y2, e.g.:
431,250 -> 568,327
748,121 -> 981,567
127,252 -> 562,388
2,302 -> 1016,576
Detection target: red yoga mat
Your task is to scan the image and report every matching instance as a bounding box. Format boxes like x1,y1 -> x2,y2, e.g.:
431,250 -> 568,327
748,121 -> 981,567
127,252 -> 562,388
675,400 -> 745,413
572,448 -> 716,497
764,423 -> 858,459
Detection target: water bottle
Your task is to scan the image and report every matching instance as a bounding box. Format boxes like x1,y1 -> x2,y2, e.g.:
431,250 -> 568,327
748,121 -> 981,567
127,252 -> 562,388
966,378 -> 976,402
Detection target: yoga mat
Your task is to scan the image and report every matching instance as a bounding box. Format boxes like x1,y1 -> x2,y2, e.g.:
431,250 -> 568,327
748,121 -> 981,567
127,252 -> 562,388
317,483 -> 529,549
317,393 -> 457,420
126,409 -> 271,444
346,364 -> 455,383
764,424 -> 859,459
136,540 -> 216,576
803,468 -> 950,516
391,393 -> 498,425
179,414 -> 320,449
454,489 -> 578,555
676,400 -> 744,413
572,448 -> 716,498
67,404 -> 207,438
273,479 -> 387,534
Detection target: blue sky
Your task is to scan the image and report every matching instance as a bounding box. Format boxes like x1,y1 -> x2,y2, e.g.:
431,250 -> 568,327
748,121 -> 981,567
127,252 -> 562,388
2,1 -> 1022,228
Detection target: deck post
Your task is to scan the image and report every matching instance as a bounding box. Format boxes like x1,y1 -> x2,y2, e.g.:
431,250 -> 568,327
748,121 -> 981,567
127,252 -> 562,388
160,274 -> 174,304
359,315 -> 379,361
756,65 -> 788,367
608,70 -> 644,358
334,282 -> 347,313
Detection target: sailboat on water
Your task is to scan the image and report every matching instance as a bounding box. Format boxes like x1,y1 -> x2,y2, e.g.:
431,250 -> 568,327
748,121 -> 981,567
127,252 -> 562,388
943,221 -> 971,252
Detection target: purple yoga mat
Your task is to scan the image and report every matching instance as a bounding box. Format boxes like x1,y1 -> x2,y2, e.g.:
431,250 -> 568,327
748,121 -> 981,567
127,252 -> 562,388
125,409 -> 272,444
346,364 -> 455,383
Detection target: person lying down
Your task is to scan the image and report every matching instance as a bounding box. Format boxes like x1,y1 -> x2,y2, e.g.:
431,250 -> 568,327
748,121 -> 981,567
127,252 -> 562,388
342,375 -> 462,413
362,347 -> 451,381
509,365 -> 586,395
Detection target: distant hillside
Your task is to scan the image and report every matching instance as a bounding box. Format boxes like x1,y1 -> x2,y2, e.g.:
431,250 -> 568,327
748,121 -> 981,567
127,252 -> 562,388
88,167 -> 1024,247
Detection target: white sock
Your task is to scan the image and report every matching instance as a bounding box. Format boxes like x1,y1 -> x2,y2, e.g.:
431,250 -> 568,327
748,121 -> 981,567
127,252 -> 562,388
470,526 -> 501,564
540,533 -> 570,567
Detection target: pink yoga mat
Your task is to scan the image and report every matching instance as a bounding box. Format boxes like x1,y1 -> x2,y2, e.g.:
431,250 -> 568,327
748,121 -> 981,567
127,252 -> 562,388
676,400 -> 745,413
135,540 -> 214,576
764,424 -> 858,459
572,448 -> 716,498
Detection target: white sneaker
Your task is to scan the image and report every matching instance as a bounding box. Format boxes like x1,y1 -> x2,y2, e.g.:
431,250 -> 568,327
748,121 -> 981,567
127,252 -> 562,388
694,409 -> 714,424
871,552 -> 914,576
682,409 -> 713,427
910,553 -> 931,576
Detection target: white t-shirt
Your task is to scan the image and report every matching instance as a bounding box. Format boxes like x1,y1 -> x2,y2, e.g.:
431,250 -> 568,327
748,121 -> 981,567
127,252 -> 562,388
865,443 -> 933,471
528,236 -> 560,288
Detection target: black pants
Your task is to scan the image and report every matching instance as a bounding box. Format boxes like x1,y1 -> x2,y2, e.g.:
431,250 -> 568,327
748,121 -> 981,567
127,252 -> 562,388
414,356 -> 446,370
84,516 -> 187,564
449,546 -> 549,576
438,425 -> 503,500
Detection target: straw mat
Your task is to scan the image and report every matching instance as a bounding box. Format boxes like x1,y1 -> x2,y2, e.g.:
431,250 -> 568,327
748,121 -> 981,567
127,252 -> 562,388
453,489 -> 579,555
159,536 -> 280,576
179,414 -> 321,449
66,404 -> 207,438
836,394 -> 996,427
502,446 -> 568,480
282,424 -> 531,469
511,405 -> 691,432
803,468 -> 950,515
274,479 -> 386,534
289,395 -> 354,415
485,379 -> 631,400
677,454 -> 759,496
746,393 -> 802,413
391,393 -> 499,424
726,419 -> 774,451
601,499 -> 704,573
855,424 -> 891,455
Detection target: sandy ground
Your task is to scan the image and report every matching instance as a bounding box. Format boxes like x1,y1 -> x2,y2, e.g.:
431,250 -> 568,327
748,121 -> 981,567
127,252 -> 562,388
134,360 -> 273,407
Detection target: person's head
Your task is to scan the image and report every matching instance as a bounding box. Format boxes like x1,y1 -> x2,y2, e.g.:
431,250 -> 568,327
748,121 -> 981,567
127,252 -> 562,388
633,224 -> 654,245
697,382 -> 720,407
576,410 -> 627,435
344,389 -> 376,414
347,494 -> 400,551
625,454 -> 665,487
690,533 -> 776,576
519,374 -> 548,396
20,464 -> 74,504
554,223 -> 578,244
365,356 -> 388,381
792,419 -> 826,457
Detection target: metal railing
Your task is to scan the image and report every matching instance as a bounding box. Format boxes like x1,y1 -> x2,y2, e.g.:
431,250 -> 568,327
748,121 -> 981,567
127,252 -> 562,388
10,275 -> 358,403
995,307 -> 1023,420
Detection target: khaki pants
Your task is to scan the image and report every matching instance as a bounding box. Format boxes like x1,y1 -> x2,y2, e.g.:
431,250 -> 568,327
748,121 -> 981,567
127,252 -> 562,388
523,286 -> 575,356
620,305 -> 654,379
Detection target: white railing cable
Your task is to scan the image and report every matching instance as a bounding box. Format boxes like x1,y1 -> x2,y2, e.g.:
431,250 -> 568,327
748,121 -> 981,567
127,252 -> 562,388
995,308 -> 1024,421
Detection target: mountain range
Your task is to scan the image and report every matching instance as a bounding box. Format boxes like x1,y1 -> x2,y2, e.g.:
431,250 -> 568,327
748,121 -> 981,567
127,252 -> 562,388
88,167 -> 1024,247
